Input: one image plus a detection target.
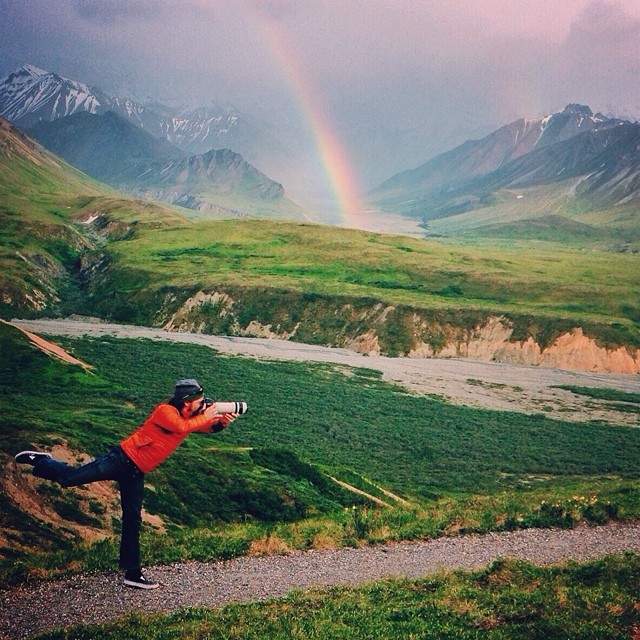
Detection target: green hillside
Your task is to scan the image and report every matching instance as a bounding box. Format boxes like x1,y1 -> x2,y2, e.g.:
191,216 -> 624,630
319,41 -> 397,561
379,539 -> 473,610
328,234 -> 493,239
0,117 -> 191,312
2,117 -> 639,358
2,321 -> 639,584
423,180 -> 640,251
98,217 -> 639,326
68,214 -> 640,358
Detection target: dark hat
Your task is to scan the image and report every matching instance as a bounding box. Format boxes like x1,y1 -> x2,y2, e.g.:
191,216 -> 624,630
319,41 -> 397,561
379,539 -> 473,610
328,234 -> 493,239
174,379 -> 204,401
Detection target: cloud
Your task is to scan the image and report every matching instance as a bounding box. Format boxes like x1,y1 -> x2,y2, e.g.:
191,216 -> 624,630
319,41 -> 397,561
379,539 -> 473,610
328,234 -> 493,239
564,0 -> 640,64
71,0 -> 168,24
550,1 -> 640,111
248,0 -> 299,20
1,0 -> 639,193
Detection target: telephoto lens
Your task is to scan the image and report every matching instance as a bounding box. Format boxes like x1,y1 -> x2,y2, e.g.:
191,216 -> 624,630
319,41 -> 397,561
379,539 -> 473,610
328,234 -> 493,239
215,401 -> 248,415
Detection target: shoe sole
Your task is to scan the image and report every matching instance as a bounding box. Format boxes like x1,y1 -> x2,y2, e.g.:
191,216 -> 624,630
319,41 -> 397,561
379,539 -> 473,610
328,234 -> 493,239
14,451 -> 52,464
123,579 -> 160,589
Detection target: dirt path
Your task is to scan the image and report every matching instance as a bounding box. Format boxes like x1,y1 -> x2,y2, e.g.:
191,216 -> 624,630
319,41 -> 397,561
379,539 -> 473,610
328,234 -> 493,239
12,318 -> 640,426
1,521 -> 639,639
1,319 -> 93,371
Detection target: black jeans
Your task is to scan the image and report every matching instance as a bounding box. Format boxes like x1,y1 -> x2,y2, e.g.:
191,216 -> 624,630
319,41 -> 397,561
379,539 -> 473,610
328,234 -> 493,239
33,446 -> 144,570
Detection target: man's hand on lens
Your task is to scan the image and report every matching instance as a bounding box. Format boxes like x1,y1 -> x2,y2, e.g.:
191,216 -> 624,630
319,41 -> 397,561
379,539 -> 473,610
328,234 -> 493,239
219,413 -> 237,427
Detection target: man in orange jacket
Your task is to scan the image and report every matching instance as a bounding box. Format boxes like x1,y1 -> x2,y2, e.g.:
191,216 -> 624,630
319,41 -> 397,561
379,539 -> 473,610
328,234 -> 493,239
15,379 -> 236,589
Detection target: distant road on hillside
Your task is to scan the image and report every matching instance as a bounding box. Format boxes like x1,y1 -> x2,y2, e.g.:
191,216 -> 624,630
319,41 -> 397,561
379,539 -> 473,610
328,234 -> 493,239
13,318 -> 640,427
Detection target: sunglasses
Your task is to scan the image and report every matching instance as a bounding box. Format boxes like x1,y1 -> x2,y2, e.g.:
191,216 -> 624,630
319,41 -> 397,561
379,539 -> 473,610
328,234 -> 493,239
182,389 -> 204,402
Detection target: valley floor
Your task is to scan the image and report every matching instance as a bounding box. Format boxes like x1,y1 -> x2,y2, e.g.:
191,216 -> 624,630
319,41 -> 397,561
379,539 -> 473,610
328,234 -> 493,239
12,318 -> 640,427
1,521 -> 639,639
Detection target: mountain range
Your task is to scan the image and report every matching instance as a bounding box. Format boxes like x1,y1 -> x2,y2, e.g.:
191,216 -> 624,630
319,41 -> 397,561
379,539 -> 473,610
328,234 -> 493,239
370,104 -> 640,245
0,65 -> 309,215
0,66 -> 304,220
2,65 -> 639,246
27,110 -> 301,219
0,64 -> 269,158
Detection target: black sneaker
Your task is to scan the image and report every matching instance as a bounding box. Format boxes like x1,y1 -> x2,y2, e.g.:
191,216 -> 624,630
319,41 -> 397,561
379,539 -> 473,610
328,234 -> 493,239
123,568 -> 159,590
14,451 -> 52,466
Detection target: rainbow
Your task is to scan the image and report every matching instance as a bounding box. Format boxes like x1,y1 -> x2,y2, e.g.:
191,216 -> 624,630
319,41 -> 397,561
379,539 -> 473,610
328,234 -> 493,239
246,6 -> 364,223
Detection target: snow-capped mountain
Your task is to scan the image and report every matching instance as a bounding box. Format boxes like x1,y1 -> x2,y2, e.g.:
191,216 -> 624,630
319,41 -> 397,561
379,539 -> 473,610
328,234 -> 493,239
444,119 -> 640,208
0,65 -> 107,126
371,104 -> 625,207
0,65 -> 309,219
0,64 -> 316,208
368,104 -> 640,247
0,65 -> 244,151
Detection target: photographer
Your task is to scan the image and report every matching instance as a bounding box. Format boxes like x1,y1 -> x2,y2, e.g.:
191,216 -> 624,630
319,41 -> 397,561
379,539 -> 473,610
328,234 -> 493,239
15,379 -> 237,589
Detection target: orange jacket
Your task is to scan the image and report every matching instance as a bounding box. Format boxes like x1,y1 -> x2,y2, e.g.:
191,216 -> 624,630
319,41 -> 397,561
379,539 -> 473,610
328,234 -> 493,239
120,403 -> 220,473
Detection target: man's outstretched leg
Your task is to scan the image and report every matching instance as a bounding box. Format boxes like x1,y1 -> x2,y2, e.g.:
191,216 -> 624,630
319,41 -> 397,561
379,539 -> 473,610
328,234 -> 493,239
15,447 -> 158,589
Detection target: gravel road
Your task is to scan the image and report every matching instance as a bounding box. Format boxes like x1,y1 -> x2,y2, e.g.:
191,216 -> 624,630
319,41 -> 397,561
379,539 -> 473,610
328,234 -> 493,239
11,318 -> 640,426
1,522 -> 639,639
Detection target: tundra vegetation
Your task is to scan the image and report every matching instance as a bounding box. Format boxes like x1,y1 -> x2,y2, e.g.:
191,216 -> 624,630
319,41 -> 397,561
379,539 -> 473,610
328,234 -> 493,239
1,323 -> 639,638
2,321 -> 639,571
1,121 -> 639,357
1,123 -> 639,637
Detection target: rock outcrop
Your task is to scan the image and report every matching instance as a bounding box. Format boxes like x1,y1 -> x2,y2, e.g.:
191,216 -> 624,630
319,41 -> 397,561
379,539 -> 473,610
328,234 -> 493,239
157,290 -> 639,375
409,322 -> 639,374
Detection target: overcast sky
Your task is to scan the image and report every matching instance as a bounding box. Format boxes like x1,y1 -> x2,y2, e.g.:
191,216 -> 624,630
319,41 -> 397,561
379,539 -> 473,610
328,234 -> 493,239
2,0 -> 640,196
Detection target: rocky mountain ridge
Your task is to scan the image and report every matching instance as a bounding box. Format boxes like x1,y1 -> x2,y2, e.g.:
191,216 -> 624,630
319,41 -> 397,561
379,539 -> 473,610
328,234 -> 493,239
0,65 -> 246,154
0,64 -> 312,208
26,110 -> 294,216
371,104 -> 640,237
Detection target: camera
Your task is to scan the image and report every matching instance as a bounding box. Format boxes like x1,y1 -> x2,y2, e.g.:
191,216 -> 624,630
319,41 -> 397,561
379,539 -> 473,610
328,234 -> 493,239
195,398 -> 248,415
215,401 -> 248,415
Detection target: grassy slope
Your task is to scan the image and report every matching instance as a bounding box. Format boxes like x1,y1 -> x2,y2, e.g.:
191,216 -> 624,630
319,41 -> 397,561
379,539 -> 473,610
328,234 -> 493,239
2,121 -> 638,349
423,179 -> 640,251
0,121 -> 193,311
1,324 -> 639,638
104,218 -> 639,328
0,124 -> 100,306
2,322 -> 639,579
